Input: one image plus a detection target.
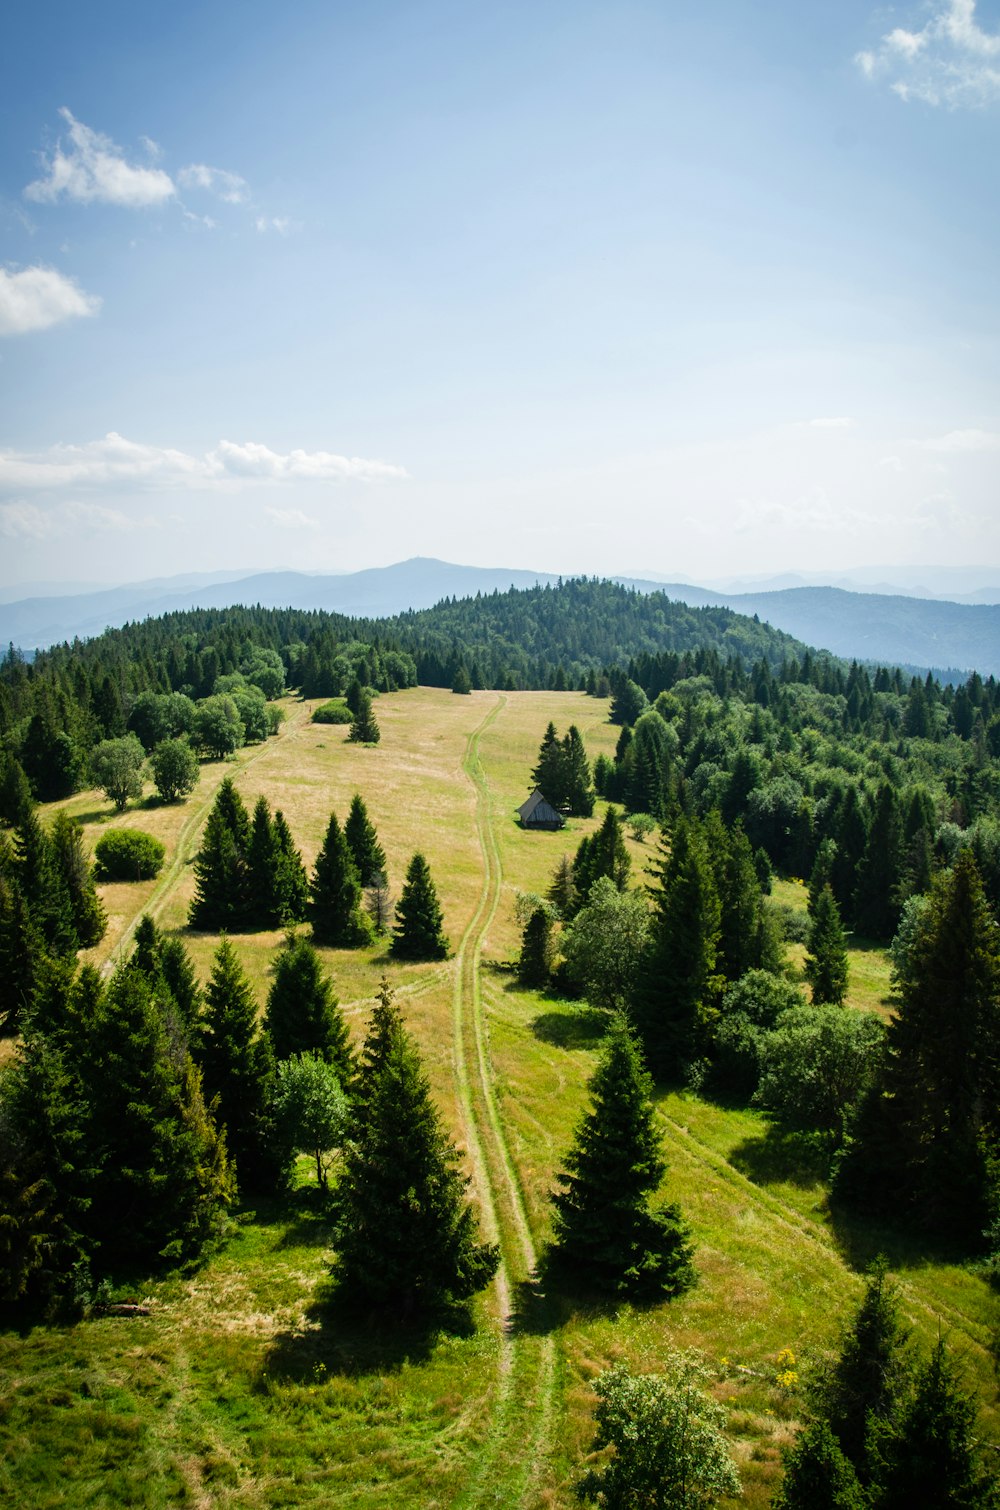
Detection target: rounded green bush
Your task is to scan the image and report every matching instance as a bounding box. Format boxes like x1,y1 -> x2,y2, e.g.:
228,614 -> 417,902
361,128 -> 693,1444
94,828 -> 166,881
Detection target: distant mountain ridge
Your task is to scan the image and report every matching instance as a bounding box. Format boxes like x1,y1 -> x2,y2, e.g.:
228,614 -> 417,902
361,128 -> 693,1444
2,556 -> 998,676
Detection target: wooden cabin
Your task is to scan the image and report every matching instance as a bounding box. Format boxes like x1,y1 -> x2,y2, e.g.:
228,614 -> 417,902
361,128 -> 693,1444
516,789 -> 565,830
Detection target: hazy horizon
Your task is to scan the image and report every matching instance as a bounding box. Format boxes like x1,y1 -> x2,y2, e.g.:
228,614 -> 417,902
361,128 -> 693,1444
3,1 -> 998,588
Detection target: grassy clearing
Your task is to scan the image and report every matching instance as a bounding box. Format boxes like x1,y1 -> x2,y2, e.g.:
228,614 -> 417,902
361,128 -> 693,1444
6,687 -> 999,1508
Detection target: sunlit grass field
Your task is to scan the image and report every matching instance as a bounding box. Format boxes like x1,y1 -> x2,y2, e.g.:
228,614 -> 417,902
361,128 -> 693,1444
3,687 -> 997,1508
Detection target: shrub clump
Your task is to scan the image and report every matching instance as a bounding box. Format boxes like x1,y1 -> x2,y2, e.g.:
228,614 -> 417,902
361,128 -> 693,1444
94,828 -> 166,881
311,699 -> 353,725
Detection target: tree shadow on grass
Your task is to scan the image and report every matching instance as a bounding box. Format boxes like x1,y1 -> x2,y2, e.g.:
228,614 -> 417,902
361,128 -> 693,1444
729,1123 -> 837,1190
530,1006 -> 610,1050
508,1258 -> 673,1339
825,1198 -> 974,1277
262,1279 -> 474,1381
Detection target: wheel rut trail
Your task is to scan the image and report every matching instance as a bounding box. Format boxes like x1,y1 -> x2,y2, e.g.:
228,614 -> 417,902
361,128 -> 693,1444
454,698 -> 557,1509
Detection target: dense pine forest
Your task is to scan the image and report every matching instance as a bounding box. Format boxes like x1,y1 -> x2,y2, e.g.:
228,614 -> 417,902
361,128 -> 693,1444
1,580 -> 999,1506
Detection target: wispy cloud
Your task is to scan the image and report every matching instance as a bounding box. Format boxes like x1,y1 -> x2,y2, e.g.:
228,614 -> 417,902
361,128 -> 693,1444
731,488 -> 880,535
178,164 -> 249,205
915,427 -> 1000,451
0,433 -> 409,492
855,0 -> 1000,107
24,111 -> 282,230
255,215 -> 297,235
804,416 -> 853,429
265,507 -> 321,528
0,264 -> 100,335
0,499 -> 154,539
25,109 -> 176,206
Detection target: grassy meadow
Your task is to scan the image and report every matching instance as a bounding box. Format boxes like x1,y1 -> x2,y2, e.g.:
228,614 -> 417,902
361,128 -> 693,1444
3,686 -> 998,1508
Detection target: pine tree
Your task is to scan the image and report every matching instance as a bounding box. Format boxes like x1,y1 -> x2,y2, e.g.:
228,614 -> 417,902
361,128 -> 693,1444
518,905 -> 554,988
805,885 -> 849,1005
832,785 -> 868,927
572,806 -> 630,904
264,933 -> 355,1084
546,853 -> 576,918
49,813 -> 106,949
344,793 -> 387,886
188,779 -> 251,930
348,688 -> 380,744
310,812 -> 372,946
708,815 -> 779,983
532,722 -> 565,806
0,880 -> 45,1033
334,1014 -> 499,1315
549,1015 -> 694,1299
839,853 -> 1000,1242
632,817 -> 722,1079
158,935 -> 203,1030
247,795 -> 284,928
774,1422 -> 866,1510
272,809 -> 309,922
874,1340 -> 1000,1509
561,726 -> 595,816
199,936 -> 275,1191
391,853 -> 448,960
354,975 -> 404,1112
13,809 -> 77,956
76,964 -> 234,1271
812,1257 -> 911,1482
853,784 -> 904,940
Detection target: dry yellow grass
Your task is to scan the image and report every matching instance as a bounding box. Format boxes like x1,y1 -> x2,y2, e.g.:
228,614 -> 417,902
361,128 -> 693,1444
9,686 -> 997,1510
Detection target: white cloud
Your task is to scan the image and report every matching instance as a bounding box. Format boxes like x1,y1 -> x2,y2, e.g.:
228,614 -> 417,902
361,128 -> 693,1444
0,432 -> 409,493
265,507 -> 321,529
255,215 -> 296,235
0,264 -> 100,336
0,502 -> 53,539
25,108 -> 176,206
916,427 -> 1000,451
0,499 -> 149,539
178,163 -> 249,204
803,416 -> 853,429
855,0 -> 1000,107
731,487 -> 880,535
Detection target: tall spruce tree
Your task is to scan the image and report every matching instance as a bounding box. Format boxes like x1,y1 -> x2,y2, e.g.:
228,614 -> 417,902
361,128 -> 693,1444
50,813 -> 106,948
572,805 -> 630,905
13,809 -> 77,957
561,725 -> 595,816
354,975 -> 405,1112
853,784 -> 904,940
812,1257 -> 911,1483
391,853 -> 448,960
75,964 -> 234,1271
344,793 -> 387,886
333,1013 -> 499,1315
264,933 -> 355,1084
805,884 -> 849,1006
874,1339 -> 1000,1509
837,852 -> 1000,1242
347,688 -> 380,744
310,812 -> 372,946
531,722 -> 565,806
247,795 -> 284,929
706,813 -> 780,983
632,817 -> 722,1079
0,880 -> 45,1033
272,809 -> 309,923
518,905 -> 554,988
188,779 -> 252,930
200,936 -> 275,1191
774,1422 -> 865,1510
549,1014 -> 694,1299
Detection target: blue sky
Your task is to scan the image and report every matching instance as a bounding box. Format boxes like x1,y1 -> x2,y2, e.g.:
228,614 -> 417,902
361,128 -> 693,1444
1,0 -> 998,588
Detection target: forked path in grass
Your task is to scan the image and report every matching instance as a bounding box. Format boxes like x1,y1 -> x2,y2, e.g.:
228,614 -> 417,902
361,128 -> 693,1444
453,698 -> 557,1509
